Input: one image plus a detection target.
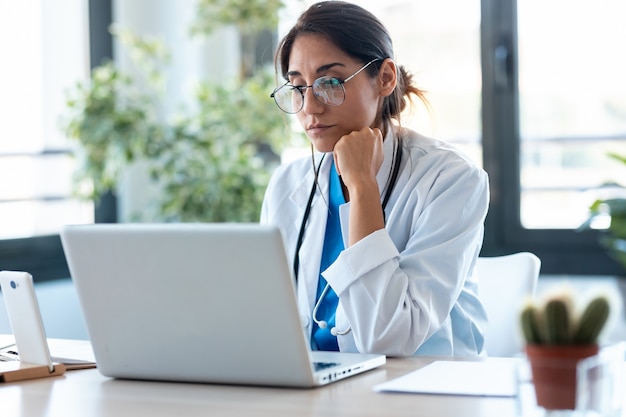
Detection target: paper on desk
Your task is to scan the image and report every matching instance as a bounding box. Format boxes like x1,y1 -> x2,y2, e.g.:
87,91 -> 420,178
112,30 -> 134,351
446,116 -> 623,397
47,338 -> 96,369
374,360 -> 518,397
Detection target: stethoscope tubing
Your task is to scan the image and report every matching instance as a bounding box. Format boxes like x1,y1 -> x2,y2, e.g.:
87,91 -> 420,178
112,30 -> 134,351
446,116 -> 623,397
294,137 -> 404,337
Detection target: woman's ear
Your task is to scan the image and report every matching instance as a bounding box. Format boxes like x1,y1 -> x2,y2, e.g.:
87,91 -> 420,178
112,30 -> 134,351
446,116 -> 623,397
378,58 -> 397,97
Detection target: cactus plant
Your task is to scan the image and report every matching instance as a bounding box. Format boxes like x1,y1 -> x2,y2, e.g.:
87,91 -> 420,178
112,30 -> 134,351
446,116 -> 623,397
520,293 -> 610,346
522,291 -> 612,411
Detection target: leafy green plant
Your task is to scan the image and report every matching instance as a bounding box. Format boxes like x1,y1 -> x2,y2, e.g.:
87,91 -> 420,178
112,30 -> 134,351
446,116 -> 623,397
61,10 -> 301,222
580,152 -> 626,271
520,292 -> 610,345
155,70 -> 292,222
62,26 -> 170,200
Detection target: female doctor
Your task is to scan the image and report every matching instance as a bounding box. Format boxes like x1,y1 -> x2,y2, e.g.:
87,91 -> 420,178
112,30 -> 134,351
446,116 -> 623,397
261,1 -> 490,357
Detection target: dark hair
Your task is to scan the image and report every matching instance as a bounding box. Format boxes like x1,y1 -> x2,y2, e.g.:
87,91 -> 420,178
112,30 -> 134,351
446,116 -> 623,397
276,1 -> 428,125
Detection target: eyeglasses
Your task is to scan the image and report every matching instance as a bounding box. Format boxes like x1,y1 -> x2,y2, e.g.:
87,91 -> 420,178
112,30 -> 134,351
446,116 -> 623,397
270,58 -> 380,114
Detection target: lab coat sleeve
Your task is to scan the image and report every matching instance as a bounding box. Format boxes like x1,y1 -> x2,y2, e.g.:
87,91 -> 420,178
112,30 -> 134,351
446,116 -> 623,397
323,155 -> 489,357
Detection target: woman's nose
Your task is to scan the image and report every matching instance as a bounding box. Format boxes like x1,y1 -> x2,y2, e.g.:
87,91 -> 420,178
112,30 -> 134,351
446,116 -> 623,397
301,87 -> 324,114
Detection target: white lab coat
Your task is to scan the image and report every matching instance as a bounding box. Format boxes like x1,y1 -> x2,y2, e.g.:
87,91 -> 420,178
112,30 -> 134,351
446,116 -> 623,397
260,126 -> 489,357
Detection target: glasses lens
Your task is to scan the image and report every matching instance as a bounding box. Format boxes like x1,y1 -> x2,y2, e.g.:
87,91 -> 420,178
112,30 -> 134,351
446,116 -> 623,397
273,84 -> 303,114
313,77 -> 345,106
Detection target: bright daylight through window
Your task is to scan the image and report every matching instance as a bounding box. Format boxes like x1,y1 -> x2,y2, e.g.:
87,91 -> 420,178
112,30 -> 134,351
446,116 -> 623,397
0,0 -> 93,240
518,0 -> 626,229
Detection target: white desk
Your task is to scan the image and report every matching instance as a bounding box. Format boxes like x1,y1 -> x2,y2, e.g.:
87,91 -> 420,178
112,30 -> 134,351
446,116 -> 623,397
3,336 -> 625,417
0,335 -> 540,417
1,358 -> 533,417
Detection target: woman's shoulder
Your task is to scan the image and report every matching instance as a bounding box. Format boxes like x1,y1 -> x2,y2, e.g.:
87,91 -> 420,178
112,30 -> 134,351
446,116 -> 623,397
399,127 -> 482,170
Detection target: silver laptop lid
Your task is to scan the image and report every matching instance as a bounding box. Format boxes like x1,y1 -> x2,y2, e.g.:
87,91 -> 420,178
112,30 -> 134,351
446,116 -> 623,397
61,223 -> 324,386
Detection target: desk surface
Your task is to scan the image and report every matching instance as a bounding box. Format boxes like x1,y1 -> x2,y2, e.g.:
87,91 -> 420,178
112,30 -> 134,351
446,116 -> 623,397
0,336 -> 545,417
2,358 -> 534,417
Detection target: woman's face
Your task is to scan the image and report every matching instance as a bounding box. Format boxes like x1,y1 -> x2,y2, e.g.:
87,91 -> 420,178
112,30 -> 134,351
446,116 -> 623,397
287,34 -> 382,153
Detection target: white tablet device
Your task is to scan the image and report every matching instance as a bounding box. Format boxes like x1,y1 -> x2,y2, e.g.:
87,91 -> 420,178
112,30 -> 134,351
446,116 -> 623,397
0,271 -> 54,372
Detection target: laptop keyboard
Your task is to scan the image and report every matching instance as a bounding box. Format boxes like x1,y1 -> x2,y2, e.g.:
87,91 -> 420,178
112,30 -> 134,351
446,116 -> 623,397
313,361 -> 339,371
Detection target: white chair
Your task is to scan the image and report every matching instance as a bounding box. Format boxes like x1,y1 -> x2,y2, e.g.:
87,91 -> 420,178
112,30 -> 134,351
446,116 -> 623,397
475,252 -> 541,357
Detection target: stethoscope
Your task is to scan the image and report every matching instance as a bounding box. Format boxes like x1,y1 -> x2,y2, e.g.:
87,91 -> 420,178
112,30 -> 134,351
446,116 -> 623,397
293,137 -> 403,337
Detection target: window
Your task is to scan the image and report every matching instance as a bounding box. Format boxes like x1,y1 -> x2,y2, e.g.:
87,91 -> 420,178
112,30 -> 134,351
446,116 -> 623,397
518,0 -> 626,229
481,0 -> 626,274
0,0 -> 92,239
0,0 -> 113,281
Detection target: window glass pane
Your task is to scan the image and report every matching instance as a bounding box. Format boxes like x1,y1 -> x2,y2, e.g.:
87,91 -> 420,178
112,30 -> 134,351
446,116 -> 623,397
281,0 -> 482,165
0,0 -> 93,239
518,0 -> 626,229
0,200 -> 93,240
0,154 -> 78,199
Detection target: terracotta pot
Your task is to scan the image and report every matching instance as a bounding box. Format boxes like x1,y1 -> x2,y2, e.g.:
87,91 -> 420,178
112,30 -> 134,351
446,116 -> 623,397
525,344 -> 599,410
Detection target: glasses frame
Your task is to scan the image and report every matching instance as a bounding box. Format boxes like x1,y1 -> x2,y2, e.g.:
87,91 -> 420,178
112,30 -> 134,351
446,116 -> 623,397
270,58 -> 381,114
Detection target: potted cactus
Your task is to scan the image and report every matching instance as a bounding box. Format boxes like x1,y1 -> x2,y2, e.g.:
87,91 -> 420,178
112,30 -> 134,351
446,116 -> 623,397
520,292 -> 611,410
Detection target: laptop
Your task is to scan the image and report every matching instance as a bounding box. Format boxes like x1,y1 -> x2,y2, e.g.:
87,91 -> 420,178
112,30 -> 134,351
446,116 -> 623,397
60,223 -> 385,387
0,271 -> 66,381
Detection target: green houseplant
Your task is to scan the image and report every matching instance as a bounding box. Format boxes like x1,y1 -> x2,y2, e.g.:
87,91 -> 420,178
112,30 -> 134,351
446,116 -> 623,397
62,1 -> 301,223
579,152 -> 626,272
520,292 -> 611,410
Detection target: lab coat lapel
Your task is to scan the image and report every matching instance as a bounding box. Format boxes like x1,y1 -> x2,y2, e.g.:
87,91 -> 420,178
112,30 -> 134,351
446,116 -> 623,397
376,128 -> 398,199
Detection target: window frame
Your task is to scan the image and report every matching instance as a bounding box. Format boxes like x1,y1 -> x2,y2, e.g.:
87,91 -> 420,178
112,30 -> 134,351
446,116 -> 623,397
0,0 -> 115,282
479,0 -> 623,275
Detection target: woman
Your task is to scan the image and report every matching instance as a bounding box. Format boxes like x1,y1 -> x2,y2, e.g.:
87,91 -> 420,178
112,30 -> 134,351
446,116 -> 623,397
261,1 -> 489,357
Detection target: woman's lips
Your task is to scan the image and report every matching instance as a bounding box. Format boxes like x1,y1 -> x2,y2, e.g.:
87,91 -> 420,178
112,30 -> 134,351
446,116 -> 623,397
307,124 -> 333,135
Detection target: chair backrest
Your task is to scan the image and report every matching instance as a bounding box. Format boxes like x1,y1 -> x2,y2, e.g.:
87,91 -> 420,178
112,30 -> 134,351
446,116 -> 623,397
475,252 -> 541,357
